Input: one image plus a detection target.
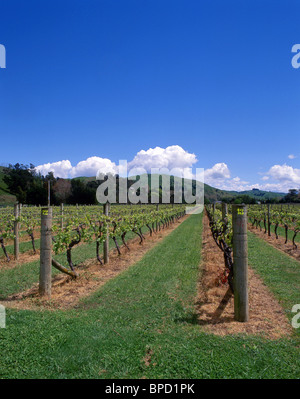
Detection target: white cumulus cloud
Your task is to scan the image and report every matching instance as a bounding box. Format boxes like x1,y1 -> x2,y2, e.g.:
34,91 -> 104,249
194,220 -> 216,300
204,163 -> 231,183
128,145 -> 197,172
35,160 -> 73,179
35,146 -> 198,179
203,162 -> 300,193
258,164 -> 300,192
69,157 -> 118,178
266,164 -> 300,184
35,157 -> 118,179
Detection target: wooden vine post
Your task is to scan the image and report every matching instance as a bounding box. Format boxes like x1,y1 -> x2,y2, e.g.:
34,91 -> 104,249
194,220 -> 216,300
60,203 -> 64,229
232,204 -> 249,322
103,202 -> 110,264
221,202 -> 228,221
14,202 -> 19,260
48,180 -> 51,206
39,207 -> 52,298
267,204 -> 271,237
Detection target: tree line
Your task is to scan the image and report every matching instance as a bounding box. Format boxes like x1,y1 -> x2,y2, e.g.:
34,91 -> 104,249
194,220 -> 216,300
3,164 -> 97,205
3,164 -> 201,205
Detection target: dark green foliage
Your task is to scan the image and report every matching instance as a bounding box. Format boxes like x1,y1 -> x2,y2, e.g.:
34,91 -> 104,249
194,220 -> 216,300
3,163 -> 35,203
232,195 -> 256,204
3,164 -> 59,205
67,179 -> 97,205
280,189 -> 300,203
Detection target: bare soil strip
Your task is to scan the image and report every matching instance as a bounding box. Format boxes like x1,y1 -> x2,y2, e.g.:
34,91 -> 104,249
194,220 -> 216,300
0,250 -> 40,271
248,224 -> 300,262
195,213 -> 293,339
2,216 -> 188,311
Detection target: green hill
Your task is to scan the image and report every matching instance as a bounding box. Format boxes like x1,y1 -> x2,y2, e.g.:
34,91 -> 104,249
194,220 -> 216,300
0,166 -> 16,205
0,167 -> 286,205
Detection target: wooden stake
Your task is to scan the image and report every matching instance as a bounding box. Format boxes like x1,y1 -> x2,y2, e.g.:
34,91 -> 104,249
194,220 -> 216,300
60,203 -> 64,229
14,203 -> 19,260
222,202 -> 228,220
39,207 -> 52,298
103,202 -> 110,264
48,180 -> 50,206
232,204 -> 249,322
267,204 -> 271,237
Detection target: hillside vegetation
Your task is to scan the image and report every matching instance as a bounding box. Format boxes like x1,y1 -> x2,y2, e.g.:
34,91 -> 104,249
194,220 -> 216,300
0,166 -> 285,206
0,166 -> 16,205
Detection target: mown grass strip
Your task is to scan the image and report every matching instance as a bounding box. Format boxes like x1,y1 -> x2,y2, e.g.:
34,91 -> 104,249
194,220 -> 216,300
0,214 -> 300,379
248,231 -> 300,331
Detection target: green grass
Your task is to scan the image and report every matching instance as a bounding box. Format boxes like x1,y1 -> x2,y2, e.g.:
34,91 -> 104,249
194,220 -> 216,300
248,231 -> 300,329
0,214 -> 299,379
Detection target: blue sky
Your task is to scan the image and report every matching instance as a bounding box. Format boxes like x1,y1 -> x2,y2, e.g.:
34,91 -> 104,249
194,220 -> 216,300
0,0 -> 300,192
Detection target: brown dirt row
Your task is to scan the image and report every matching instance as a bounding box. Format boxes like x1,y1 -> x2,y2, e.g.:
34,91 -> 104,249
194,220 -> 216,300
0,233 -> 41,266
0,250 -> 40,271
195,213 -> 293,339
248,224 -> 300,262
2,216 -> 189,311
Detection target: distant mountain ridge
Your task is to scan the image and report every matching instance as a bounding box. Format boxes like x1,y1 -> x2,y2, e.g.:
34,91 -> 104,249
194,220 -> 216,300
203,184 -> 285,202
